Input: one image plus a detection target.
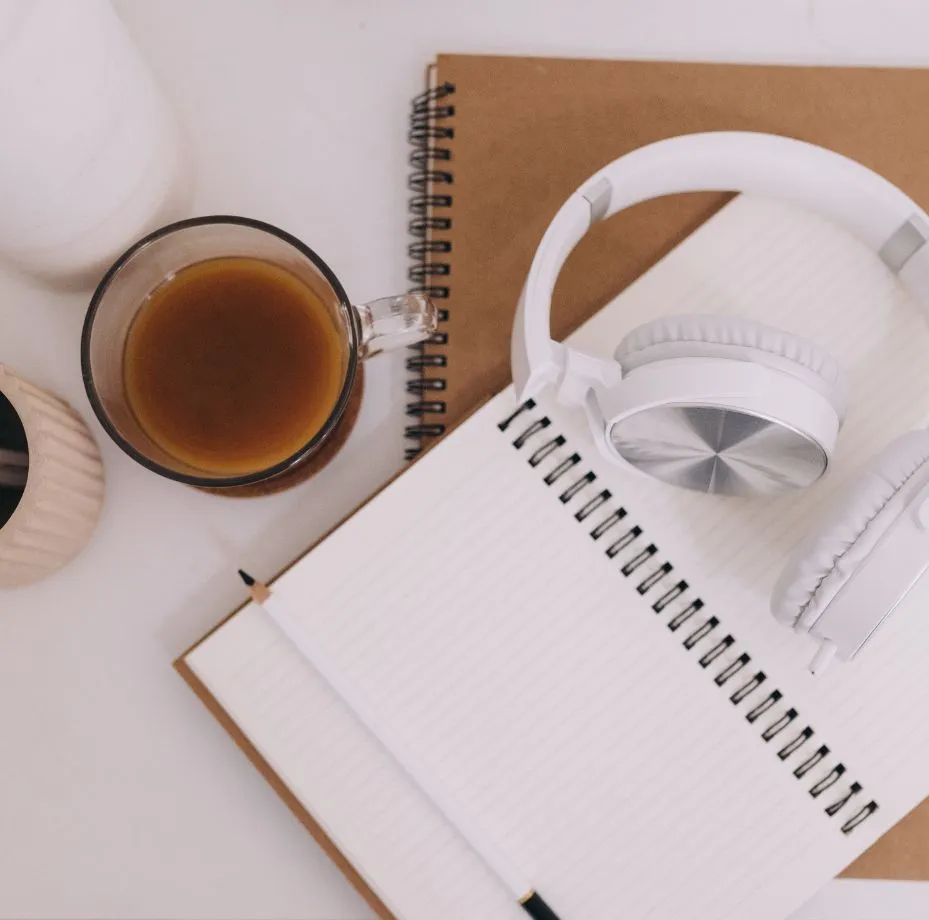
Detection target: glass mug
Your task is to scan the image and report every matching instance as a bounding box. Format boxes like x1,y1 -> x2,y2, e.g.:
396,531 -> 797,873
81,216 -> 437,491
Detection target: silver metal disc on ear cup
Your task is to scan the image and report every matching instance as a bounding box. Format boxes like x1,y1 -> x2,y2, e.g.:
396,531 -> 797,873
608,404 -> 828,496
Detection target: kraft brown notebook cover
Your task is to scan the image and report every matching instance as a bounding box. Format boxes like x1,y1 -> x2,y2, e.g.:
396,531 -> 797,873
406,54 -> 929,453
179,56 -> 929,914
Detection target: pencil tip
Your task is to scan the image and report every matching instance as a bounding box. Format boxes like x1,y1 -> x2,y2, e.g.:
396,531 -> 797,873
237,569 -> 256,586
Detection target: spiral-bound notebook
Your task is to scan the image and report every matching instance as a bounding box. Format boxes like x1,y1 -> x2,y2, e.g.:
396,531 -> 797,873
180,196 -> 929,920
403,55 -> 929,463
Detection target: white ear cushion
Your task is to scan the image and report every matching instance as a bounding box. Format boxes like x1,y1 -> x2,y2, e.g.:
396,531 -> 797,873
616,315 -> 845,414
771,430 -> 929,631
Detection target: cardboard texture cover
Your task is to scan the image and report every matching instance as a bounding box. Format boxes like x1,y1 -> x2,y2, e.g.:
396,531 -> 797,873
179,56 -> 929,907
423,55 -> 929,447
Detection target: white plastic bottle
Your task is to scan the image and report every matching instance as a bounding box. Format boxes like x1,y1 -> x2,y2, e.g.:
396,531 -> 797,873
0,0 -> 186,279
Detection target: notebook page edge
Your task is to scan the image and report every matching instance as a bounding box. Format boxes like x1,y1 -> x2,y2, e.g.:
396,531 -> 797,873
179,648 -> 401,920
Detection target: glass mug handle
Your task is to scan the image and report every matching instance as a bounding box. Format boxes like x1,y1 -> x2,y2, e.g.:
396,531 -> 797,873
354,294 -> 439,357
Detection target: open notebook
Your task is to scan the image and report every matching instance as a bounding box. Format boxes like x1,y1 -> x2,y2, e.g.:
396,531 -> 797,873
180,196 -> 929,920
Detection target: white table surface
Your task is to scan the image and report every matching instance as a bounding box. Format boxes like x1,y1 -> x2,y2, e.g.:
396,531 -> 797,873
4,2 -> 929,918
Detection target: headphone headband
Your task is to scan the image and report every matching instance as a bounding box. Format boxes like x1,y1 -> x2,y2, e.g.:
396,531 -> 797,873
513,132 -> 929,401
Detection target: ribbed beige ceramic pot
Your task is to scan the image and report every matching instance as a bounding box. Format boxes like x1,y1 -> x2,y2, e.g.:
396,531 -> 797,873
0,366 -> 105,588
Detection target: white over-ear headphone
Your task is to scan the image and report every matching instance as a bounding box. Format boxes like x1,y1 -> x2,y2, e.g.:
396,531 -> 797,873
513,131 -> 929,671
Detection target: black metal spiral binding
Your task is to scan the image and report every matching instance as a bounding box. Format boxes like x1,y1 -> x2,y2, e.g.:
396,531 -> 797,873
405,81 -> 455,461
497,398 -> 880,836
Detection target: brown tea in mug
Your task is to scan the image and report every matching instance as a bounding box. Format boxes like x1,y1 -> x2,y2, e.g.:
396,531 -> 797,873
124,257 -> 344,475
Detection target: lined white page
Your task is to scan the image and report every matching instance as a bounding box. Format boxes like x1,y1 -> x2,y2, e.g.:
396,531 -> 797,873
188,196 -> 929,920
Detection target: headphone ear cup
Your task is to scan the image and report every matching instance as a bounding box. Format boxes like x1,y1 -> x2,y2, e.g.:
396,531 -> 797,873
615,315 -> 846,417
771,430 -> 929,632
607,315 -> 846,496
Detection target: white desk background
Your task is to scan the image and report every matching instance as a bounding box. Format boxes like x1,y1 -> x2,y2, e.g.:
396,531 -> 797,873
2,2 -> 929,918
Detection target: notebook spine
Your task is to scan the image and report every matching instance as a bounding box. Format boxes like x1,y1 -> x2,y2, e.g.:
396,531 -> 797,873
405,80 -> 455,461
498,398 -> 880,836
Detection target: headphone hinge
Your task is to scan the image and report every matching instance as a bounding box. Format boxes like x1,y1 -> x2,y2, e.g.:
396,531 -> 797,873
554,346 -> 621,408
581,176 -> 613,224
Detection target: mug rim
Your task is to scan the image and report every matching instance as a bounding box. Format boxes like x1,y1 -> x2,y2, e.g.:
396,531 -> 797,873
80,215 -> 360,489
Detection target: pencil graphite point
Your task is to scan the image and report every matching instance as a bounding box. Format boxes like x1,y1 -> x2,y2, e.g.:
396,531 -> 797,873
237,569 -> 256,587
